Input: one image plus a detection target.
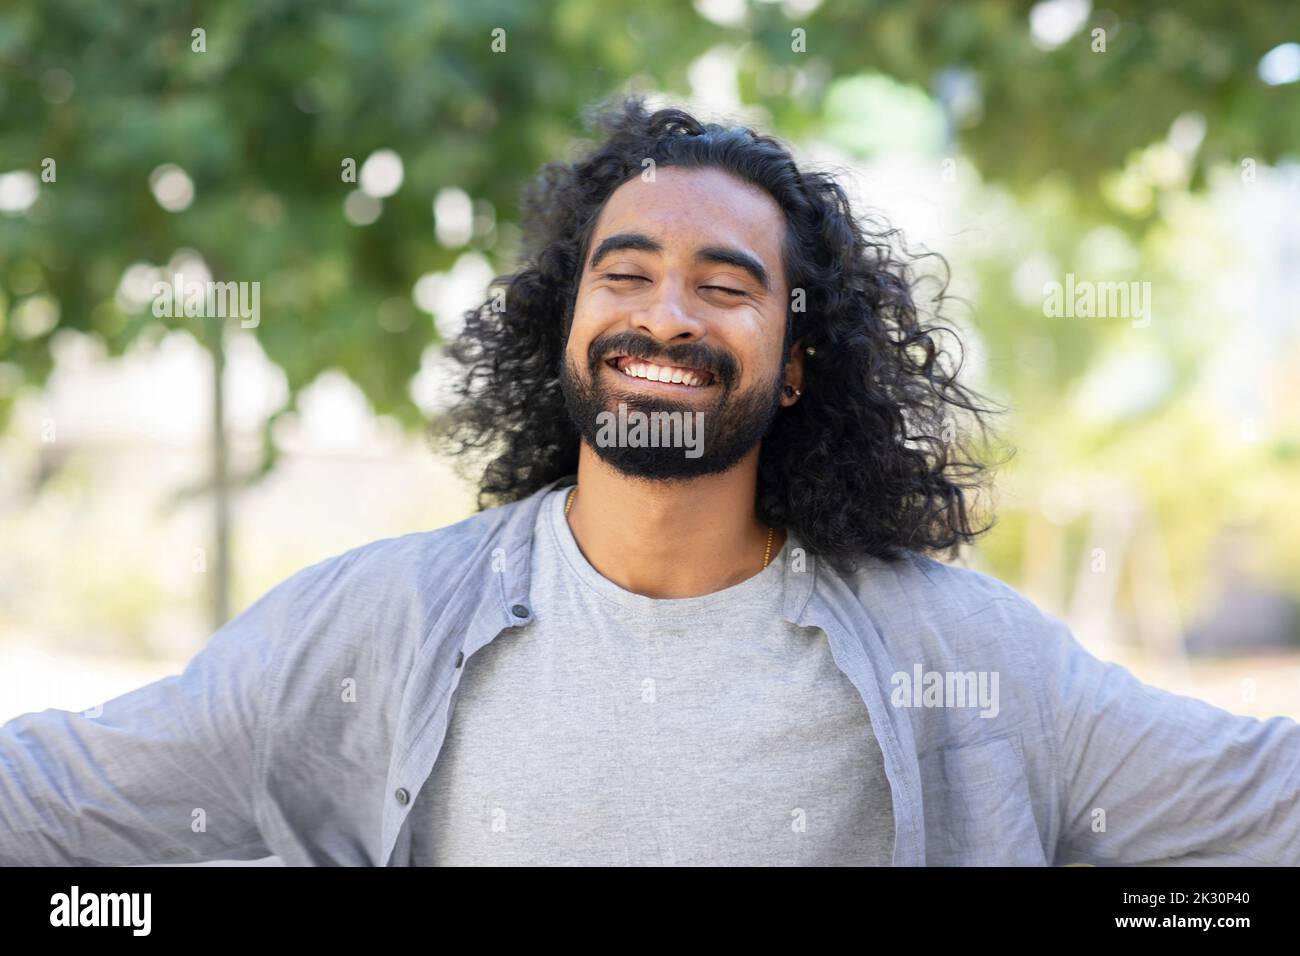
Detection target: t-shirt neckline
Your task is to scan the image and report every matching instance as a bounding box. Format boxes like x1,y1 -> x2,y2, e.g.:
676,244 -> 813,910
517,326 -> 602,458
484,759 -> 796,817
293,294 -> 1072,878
543,485 -> 788,617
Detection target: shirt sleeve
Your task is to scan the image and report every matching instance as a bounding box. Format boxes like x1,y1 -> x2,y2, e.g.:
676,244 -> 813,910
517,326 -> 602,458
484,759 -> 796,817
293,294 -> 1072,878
0,569 -> 303,866
1042,610 -> 1300,865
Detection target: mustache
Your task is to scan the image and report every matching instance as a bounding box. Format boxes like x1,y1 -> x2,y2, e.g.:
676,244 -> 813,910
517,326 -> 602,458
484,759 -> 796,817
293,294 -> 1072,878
588,332 -> 737,385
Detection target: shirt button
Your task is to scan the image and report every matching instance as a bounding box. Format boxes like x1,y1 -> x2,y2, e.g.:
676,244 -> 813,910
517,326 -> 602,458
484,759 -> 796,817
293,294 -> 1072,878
511,604 -> 530,618
454,650 -> 464,668
395,787 -> 409,805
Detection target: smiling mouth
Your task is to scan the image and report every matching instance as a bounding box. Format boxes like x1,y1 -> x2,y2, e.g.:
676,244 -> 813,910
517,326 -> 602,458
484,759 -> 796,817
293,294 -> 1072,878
604,355 -> 717,388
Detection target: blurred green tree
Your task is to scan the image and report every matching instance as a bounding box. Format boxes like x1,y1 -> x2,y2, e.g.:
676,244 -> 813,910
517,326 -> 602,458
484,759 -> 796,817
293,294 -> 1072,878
2,0 -> 1297,622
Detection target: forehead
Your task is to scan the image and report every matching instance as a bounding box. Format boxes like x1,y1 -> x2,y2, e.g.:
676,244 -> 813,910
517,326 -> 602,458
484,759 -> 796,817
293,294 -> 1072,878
589,166 -> 786,283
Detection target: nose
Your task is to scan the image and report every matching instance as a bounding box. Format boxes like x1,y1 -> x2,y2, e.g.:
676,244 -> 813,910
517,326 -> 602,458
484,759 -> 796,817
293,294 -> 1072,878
633,275 -> 708,344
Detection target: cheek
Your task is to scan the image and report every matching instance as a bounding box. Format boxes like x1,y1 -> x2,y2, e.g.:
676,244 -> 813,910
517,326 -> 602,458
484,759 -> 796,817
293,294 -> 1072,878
574,287 -> 625,321
564,298 -> 593,356
728,315 -> 783,380
566,292 -> 627,364
565,337 -> 590,374
567,291 -> 605,336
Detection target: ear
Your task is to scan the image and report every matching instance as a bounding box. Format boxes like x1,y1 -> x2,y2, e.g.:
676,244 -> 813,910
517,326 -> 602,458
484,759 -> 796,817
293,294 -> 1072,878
781,337 -> 807,406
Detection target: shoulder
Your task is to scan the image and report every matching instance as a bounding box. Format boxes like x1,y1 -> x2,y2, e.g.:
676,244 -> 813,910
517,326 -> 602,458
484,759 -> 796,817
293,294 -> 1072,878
248,499 -> 522,618
832,548 -> 1061,642
216,498 -> 535,689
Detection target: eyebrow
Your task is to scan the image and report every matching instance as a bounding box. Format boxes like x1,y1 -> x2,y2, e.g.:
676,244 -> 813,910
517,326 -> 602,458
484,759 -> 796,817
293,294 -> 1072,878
588,231 -> 772,292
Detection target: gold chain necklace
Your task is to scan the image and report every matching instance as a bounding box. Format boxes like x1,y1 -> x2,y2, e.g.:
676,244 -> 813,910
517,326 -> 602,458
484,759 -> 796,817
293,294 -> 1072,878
565,486 -> 776,570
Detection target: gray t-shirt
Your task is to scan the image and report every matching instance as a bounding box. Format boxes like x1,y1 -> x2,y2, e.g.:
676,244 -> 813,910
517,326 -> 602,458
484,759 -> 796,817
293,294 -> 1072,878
409,486 -> 894,865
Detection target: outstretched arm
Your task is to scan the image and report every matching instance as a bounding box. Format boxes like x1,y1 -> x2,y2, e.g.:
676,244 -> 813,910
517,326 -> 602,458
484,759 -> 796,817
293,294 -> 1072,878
1044,612 -> 1300,865
0,571 -> 301,866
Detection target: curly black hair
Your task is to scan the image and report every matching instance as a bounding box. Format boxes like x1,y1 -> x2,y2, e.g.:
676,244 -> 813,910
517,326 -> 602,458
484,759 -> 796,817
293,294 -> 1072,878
433,94 -> 1006,574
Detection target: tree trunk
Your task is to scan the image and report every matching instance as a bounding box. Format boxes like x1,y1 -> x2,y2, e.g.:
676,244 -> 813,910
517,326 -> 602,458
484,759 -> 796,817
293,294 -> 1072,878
205,318 -> 231,629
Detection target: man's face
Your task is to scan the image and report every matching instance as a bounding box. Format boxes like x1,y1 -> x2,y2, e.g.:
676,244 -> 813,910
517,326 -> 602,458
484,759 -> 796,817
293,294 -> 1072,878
559,165 -> 793,480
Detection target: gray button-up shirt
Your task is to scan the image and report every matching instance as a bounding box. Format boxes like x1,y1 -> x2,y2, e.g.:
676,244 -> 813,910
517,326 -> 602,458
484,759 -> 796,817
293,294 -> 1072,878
2,474 -> 1298,865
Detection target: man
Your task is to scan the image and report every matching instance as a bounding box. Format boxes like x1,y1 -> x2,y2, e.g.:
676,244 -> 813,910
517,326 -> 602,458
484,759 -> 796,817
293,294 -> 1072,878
2,97 -> 1298,866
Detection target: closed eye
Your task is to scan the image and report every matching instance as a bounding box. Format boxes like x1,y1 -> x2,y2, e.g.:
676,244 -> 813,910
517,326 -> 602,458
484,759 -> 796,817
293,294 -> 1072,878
606,274 -> 746,298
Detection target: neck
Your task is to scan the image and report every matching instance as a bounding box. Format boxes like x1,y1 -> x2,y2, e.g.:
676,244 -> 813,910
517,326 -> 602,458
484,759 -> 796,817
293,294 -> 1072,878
564,444 -> 785,599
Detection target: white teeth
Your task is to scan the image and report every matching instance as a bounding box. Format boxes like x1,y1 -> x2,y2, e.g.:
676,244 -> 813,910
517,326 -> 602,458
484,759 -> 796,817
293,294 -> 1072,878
617,360 -> 710,387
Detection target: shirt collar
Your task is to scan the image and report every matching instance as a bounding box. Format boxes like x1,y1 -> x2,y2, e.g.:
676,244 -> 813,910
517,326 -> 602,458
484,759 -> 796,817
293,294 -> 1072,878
495,473 -> 818,628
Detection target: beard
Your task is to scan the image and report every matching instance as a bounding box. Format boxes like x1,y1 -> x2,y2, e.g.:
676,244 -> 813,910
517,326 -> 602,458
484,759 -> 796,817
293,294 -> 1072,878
559,342 -> 785,482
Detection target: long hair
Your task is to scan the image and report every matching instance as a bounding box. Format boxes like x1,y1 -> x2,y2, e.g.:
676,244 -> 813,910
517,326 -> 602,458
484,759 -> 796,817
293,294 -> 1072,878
433,94 -> 1007,574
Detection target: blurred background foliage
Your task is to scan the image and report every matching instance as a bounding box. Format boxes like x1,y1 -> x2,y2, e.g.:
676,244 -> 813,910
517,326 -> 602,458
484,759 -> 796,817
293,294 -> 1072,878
0,0 -> 1298,656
